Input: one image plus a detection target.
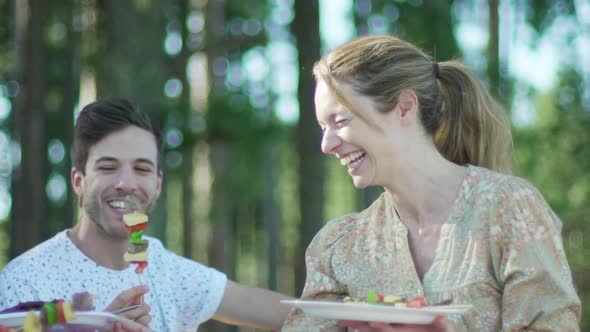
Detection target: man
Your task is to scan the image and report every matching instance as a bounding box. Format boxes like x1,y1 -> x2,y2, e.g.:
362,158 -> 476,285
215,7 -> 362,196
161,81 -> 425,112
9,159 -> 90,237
0,98 -> 292,331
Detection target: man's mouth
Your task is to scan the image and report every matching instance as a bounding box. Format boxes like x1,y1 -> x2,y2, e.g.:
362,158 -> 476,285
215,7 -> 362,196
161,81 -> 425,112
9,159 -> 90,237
107,200 -> 125,210
107,200 -> 126,211
107,195 -> 145,213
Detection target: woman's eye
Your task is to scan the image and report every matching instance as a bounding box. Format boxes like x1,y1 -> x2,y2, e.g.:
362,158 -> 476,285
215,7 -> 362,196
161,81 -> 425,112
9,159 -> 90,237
335,118 -> 349,127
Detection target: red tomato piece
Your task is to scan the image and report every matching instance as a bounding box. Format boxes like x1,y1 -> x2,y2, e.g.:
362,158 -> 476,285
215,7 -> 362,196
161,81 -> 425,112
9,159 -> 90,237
126,223 -> 149,232
406,296 -> 427,308
56,301 -> 66,324
135,261 -> 148,274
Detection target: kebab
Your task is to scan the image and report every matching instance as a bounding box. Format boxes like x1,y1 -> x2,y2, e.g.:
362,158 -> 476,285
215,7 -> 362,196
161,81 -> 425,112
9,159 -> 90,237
122,196 -> 149,281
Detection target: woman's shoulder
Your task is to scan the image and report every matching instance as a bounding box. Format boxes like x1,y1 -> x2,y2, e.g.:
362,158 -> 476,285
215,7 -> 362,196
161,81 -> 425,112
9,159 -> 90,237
468,166 -> 562,243
311,213 -> 362,251
467,165 -> 543,201
310,193 -> 387,251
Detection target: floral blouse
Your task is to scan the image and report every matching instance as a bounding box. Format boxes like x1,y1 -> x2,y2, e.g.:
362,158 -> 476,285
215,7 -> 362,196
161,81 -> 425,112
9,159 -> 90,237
282,165 -> 580,331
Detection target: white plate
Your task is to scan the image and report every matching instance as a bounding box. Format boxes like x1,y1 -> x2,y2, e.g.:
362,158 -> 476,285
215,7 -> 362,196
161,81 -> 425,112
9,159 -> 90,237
0,311 -> 117,329
281,300 -> 472,325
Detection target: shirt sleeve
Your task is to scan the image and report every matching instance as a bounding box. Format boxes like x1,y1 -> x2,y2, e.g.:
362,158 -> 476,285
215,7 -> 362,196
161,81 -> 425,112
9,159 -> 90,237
282,221 -> 350,332
160,248 -> 227,328
0,270 -> 41,311
489,178 -> 581,331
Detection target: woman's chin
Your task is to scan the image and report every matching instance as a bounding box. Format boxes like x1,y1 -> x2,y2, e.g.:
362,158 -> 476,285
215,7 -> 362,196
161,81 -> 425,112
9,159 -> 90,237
351,176 -> 371,189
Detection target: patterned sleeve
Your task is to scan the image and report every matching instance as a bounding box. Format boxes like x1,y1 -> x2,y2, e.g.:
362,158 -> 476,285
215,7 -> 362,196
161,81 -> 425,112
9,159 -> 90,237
163,250 -> 227,328
0,271 -> 40,311
282,219 -> 352,332
144,238 -> 227,330
489,178 -> 581,331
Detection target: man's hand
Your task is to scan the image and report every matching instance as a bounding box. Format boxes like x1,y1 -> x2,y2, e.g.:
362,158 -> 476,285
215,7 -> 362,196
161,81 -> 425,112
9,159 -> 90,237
114,316 -> 153,332
105,285 -> 151,327
339,316 -> 450,332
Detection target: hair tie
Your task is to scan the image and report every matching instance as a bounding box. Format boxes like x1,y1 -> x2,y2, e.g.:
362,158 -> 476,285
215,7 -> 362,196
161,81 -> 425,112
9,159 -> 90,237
433,62 -> 440,79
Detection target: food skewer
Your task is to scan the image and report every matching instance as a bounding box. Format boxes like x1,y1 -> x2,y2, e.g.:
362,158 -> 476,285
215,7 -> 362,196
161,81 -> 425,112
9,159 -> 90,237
122,196 -> 150,304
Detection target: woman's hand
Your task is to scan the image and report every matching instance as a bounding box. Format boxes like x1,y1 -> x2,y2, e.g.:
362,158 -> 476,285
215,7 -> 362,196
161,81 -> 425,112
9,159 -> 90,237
339,316 -> 450,332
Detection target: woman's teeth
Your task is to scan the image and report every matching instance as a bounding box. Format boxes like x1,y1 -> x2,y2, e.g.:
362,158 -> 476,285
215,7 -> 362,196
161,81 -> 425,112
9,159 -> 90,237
340,151 -> 366,167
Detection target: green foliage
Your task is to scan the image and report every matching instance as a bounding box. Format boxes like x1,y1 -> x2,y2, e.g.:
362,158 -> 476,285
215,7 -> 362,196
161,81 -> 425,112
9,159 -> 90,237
205,93 -> 281,142
513,69 -> 590,329
0,0 -> 14,73
528,0 -> 576,32
225,0 -> 268,21
205,93 -> 285,199
367,0 -> 459,60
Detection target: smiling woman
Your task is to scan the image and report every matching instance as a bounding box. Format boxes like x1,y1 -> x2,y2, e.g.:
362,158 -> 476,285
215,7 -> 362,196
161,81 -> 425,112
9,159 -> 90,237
282,35 -> 581,332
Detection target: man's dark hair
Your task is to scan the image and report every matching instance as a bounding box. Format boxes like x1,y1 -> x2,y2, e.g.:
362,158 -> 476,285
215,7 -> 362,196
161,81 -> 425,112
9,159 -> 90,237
73,98 -> 163,174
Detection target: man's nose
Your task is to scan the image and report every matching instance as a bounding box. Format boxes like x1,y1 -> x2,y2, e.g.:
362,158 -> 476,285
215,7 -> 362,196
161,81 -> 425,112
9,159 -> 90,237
321,129 -> 341,154
114,167 -> 138,193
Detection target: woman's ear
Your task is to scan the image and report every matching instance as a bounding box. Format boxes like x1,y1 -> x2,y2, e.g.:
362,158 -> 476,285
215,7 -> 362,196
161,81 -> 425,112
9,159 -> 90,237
397,90 -> 419,127
397,89 -> 419,117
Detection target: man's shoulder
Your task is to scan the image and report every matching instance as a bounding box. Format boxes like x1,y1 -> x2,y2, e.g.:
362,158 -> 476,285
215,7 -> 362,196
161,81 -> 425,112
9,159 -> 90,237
1,231 -> 69,276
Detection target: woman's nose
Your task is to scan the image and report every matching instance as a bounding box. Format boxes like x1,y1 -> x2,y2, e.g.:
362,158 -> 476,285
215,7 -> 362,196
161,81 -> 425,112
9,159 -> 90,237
321,129 -> 341,154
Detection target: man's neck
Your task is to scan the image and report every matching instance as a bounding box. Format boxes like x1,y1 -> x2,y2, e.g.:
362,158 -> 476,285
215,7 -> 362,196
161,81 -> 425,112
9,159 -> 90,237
68,218 -> 129,270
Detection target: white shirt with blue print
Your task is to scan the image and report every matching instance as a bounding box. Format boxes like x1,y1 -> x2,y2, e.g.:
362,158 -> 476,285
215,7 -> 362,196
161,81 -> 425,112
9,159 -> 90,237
0,230 -> 227,332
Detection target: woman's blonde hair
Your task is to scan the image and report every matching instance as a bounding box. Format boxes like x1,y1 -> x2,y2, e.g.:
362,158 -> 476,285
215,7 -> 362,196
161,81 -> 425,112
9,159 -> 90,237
313,35 -> 513,173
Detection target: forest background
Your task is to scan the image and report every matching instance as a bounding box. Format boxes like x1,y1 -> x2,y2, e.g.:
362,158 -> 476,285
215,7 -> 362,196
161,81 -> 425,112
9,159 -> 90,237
0,0 -> 588,331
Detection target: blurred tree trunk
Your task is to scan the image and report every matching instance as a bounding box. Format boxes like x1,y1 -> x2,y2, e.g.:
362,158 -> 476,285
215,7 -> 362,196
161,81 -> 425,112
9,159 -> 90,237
169,0 -> 195,259
45,2 -> 80,233
292,0 -> 324,296
487,0 -> 500,98
11,0 -> 47,257
206,138 -> 237,332
60,3 -> 80,230
93,0 -> 167,103
93,0 -> 169,242
203,1 -> 235,331
208,140 -> 235,278
262,142 -> 279,290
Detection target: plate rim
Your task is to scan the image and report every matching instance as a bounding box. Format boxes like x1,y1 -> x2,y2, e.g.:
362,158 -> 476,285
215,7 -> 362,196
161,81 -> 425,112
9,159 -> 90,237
281,299 -> 473,315
0,310 -> 118,328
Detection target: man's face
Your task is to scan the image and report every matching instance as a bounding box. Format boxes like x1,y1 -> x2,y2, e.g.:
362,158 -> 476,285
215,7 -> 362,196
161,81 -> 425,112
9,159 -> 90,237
71,126 -> 162,239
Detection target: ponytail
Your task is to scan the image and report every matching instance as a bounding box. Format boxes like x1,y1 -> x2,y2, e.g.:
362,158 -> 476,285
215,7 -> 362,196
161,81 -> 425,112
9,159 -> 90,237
435,61 -> 513,173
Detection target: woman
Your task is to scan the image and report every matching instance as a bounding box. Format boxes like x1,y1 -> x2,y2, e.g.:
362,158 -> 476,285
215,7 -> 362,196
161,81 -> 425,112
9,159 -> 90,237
282,35 -> 580,331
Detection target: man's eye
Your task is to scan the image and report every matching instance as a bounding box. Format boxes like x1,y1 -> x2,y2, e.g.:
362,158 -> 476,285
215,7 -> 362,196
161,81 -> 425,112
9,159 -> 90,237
99,166 -> 115,171
136,167 -> 152,173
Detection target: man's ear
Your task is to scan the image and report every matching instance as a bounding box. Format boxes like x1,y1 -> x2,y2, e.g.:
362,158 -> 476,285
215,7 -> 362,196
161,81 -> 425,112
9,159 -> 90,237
71,167 -> 84,206
397,89 -> 419,126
